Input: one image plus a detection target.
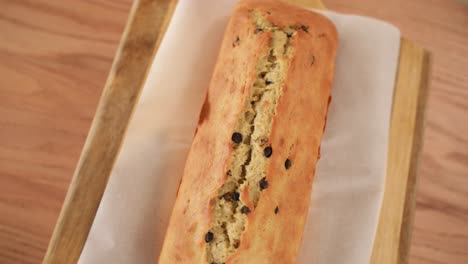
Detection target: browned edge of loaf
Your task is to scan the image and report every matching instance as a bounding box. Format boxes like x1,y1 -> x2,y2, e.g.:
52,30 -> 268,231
370,39 -> 431,264
42,0 -> 178,263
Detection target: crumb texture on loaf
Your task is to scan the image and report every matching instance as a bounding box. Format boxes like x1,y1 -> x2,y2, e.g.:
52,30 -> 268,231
206,10 -> 297,264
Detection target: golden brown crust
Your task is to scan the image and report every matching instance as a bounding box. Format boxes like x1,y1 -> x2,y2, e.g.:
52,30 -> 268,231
158,0 -> 337,263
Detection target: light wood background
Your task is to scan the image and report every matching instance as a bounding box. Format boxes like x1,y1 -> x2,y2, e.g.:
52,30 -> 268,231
0,0 -> 466,263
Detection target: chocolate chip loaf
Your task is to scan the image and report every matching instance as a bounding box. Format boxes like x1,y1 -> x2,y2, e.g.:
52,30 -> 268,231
158,0 -> 337,263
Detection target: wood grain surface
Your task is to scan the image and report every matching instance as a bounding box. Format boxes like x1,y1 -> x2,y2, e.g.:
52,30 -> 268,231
23,0 -> 430,262
0,0 -> 466,264
41,0 -> 176,263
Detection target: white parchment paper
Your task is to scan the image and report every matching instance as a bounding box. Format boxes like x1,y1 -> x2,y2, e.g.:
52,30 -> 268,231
79,0 -> 400,263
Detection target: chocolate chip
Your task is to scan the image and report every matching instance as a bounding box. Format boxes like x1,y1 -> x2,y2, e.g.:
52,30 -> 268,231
259,177 -> 269,190
265,79 -> 273,86
286,32 -> 293,38
233,240 -> 240,248
222,192 -> 240,201
285,159 -> 291,170
259,72 -> 267,78
274,206 -> 279,214
241,206 -> 251,214
232,132 -> 243,143
300,25 -> 309,32
205,231 -> 214,243
226,170 -> 232,177
232,36 -> 240,47
255,28 -> 263,34
264,146 -> 273,158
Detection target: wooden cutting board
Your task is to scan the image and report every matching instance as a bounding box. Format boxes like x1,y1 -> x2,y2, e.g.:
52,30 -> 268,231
42,0 -> 430,263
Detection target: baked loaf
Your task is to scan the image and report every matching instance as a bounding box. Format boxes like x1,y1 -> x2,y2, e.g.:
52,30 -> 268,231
159,0 -> 337,263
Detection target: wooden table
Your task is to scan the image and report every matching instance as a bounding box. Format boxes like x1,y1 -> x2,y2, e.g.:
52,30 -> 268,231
0,0 -> 466,263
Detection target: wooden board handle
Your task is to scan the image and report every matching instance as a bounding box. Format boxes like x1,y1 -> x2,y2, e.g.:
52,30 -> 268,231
371,39 -> 431,264
42,0 -> 177,263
